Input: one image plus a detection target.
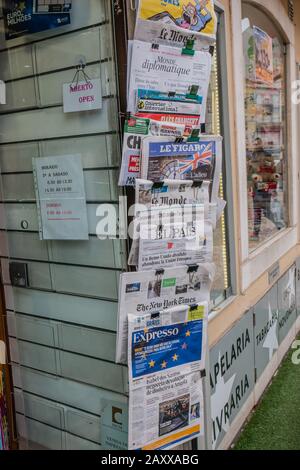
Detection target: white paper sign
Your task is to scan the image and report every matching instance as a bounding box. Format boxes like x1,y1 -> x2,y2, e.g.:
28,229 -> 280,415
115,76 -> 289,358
33,154 -> 89,240
0,80 -> 6,104
63,79 -> 102,113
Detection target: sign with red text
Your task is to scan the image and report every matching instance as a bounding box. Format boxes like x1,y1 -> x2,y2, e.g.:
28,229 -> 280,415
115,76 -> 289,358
63,79 -> 102,113
33,154 -> 89,240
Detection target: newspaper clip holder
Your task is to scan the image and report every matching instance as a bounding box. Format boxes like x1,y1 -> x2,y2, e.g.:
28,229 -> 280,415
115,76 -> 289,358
187,129 -> 200,142
175,137 -> 184,144
192,181 -> 204,188
152,43 -> 159,50
189,304 -> 199,311
150,312 -> 160,320
209,45 -> 215,56
182,39 -> 195,56
155,269 -> 165,276
186,85 -> 199,100
201,369 -> 207,378
168,91 -> 176,98
187,265 -> 199,273
152,182 -> 165,190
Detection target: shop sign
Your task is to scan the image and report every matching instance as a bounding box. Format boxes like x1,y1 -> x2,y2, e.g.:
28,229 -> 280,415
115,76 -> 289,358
210,310 -> 255,449
3,0 -> 72,40
277,266 -> 297,344
254,284 -> 278,380
33,154 -> 89,240
100,401 -> 128,450
63,79 -> 102,113
268,262 -> 280,285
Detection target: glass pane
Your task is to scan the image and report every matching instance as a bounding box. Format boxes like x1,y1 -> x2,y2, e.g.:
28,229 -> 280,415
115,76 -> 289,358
242,2 -> 288,251
206,45 -> 230,306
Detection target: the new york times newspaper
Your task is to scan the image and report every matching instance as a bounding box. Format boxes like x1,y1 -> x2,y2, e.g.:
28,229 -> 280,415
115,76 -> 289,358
116,263 -> 214,364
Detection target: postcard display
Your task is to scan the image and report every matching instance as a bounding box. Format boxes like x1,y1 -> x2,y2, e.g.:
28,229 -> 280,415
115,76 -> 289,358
116,1 -> 225,450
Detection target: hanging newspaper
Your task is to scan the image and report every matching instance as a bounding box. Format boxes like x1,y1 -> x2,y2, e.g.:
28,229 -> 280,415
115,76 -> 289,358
116,263 -> 215,364
135,178 -> 217,225
136,205 -> 213,271
141,135 -> 222,203
134,0 -> 217,49
128,304 -> 207,449
136,112 -> 201,127
127,40 -> 211,123
128,180 -> 214,266
136,178 -> 210,209
119,117 -> 196,186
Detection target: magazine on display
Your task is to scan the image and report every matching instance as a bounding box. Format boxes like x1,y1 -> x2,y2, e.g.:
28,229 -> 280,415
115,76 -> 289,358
116,263 -> 215,364
134,0 -> 217,49
127,40 -> 212,122
118,117 -> 196,187
141,135 -> 223,203
128,304 -> 207,450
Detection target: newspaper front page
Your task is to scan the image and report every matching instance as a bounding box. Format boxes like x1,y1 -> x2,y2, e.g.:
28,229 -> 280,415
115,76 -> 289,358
128,304 -> 207,449
116,263 -> 215,364
127,40 -> 212,122
134,0 -> 217,49
141,135 -> 223,203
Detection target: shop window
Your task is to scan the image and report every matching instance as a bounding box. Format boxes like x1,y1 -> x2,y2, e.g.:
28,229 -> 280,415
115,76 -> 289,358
242,2 -> 288,251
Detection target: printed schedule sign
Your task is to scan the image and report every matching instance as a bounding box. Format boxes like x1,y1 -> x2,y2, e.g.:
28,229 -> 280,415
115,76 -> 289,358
33,154 -> 89,240
63,79 -> 102,113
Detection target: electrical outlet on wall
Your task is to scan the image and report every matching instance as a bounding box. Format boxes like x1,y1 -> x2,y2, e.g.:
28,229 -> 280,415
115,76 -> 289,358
9,262 -> 29,288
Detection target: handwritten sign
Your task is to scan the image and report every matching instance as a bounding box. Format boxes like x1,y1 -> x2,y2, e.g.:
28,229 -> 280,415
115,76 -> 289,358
63,79 -> 102,113
33,155 -> 89,240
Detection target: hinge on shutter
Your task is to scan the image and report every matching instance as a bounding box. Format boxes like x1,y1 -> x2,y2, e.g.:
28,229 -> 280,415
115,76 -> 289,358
288,0 -> 294,23
254,368 -> 257,383
253,312 -> 256,327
